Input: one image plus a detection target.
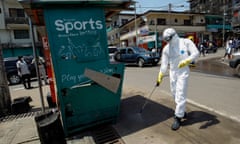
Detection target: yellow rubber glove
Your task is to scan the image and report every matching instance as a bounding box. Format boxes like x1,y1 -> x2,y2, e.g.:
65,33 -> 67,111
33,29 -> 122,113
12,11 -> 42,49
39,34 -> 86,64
156,72 -> 163,86
178,59 -> 191,68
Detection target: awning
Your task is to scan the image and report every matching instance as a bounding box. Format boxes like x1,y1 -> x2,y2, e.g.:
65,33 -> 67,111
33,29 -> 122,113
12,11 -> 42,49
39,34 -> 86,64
205,15 -> 222,19
18,0 -> 134,26
207,24 -> 232,30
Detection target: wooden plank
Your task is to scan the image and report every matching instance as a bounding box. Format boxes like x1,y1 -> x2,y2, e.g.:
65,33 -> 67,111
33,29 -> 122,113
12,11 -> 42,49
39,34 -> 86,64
84,68 -> 120,93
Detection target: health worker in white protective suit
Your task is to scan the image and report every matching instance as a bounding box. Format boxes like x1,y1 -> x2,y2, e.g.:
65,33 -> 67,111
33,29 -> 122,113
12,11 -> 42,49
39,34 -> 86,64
156,28 -> 199,130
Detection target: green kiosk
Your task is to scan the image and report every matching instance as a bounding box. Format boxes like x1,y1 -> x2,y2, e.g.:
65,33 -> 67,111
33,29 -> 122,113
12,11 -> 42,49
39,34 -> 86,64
18,0 -> 133,136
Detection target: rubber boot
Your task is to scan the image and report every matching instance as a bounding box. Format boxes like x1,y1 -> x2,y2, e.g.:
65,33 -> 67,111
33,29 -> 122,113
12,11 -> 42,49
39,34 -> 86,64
183,112 -> 187,119
23,83 -> 27,89
171,116 -> 181,131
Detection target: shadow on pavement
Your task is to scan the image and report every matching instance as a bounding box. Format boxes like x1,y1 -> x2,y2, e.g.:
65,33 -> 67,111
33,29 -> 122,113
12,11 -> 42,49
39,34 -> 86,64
181,111 -> 220,129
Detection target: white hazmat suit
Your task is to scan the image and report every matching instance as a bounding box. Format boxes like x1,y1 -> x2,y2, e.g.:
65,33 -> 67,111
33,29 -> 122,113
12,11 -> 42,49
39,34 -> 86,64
157,28 -> 199,130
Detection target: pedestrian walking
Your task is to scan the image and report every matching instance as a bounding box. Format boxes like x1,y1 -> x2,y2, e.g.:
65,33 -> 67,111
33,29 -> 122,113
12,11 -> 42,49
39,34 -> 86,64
32,56 -> 48,85
223,38 -> 233,60
16,56 -> 33,89
199,42 -> 206,57
156,28 -> 199,130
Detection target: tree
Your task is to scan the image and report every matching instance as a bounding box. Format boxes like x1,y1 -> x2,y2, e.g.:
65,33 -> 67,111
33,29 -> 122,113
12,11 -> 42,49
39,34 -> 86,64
0,44 -> 11,116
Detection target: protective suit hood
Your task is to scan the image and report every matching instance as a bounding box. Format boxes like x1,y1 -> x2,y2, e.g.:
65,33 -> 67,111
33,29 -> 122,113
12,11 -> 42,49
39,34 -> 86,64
162,28 -> 179,45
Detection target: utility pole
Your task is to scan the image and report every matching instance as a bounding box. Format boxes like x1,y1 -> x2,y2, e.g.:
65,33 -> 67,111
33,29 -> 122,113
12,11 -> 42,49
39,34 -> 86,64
28,18 -> 45,112
168,3 -> 172,26
134,1 -> 138,46
222,2 -> 226,48
0,44 -> 11,116
168,3 -> 184,26
155,20 -> 158,49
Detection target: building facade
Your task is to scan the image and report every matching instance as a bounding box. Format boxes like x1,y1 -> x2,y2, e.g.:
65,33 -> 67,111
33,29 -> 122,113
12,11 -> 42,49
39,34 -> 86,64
1,0 -> 238,56
188,0 -> 232,15
107,13 -> 136,46
0,0 -> 41,57
232,0 -> 240,33
108,10 -> 207,50
106,0 -> 236,49
188,0 -> 239,39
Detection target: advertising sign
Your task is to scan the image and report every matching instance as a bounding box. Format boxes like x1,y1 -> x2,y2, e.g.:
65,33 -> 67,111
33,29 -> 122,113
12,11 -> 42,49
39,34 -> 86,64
44,8 -> 109,87
138,34 -> 156,44
44,8 -> 107,62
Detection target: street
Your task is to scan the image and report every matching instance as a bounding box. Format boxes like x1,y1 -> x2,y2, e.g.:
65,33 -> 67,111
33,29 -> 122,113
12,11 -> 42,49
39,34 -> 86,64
122,59 -> 240,123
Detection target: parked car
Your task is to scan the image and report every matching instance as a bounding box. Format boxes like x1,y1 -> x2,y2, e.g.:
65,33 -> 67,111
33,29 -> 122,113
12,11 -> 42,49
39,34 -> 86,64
114,46 -> 160,67
108,46 -> 118,62
4,56 -> 36,85
229,52 -> 240,76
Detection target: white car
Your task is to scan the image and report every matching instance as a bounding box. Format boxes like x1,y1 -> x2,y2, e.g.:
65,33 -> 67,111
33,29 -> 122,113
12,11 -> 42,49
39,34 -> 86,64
229,52 -> 240,76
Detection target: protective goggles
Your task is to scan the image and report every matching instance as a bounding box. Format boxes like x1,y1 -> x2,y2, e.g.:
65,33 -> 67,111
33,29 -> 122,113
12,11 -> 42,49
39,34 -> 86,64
163,33 -> 175,42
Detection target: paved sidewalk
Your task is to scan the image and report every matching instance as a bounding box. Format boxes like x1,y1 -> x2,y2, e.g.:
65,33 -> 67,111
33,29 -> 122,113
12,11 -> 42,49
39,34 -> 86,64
1,48 -> 240,144
117,89 -> 240,144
